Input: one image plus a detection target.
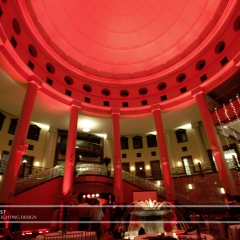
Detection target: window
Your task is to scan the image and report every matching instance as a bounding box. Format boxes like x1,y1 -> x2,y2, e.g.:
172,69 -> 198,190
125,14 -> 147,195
182,146 -> 188,152
121,137 -> 129,149
136,153 -> 141,157
175,129 -> 188,143
122,153 -> 127,158
151,151 -> 156,156
27,125 -> 41,141
132,136 -> 143,149
0,112 -> 6,131
8,119 -> 18,134
147,134 -> 157,148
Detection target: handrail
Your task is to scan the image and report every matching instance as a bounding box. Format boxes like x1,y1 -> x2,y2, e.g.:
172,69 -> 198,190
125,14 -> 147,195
14,165 -> 65,194
1,161 -> 228,204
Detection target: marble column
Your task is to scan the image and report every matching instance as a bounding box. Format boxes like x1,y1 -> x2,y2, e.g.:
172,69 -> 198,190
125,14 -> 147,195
0,81 -> 39,204
151,105 -> 176,202
193,91 -> 237,195
111,109 -> 124,203
62,105 -> 79,195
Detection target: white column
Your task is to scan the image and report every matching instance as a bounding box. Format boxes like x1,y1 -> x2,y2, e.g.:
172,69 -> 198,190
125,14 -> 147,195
42,126 -> 57,168
191,122 -> 209,163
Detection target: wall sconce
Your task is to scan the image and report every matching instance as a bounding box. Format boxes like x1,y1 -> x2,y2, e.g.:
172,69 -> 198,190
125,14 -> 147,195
188,184 -> 193,189
157,180 -> 160,186
35,162 -> 40,167
146,165 -> 150,170
195,159 -> 201,164
177,161 -> 181,166
131,166 -> 135,171
220,188 -> 225,194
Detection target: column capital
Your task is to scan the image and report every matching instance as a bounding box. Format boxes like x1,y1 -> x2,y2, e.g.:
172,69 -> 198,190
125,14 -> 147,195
29,77 -> 42,89
151,104 -> 161,112
191,87 -> 204,98
111,109 -> 120,115
71,100 -> 81,109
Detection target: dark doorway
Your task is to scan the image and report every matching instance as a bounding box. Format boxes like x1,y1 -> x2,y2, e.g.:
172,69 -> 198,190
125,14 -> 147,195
122,162 -> 130,172
135,161 -> 145,178
150,160 -> 162,179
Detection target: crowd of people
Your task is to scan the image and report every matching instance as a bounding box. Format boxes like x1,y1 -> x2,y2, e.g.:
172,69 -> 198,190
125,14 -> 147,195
50,198 -> 128,239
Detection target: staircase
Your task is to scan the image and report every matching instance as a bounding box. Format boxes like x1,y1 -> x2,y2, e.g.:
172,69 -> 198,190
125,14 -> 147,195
13,165 -> 224,205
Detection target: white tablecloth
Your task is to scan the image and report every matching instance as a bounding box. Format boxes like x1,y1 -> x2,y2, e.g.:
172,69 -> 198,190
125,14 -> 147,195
229,225 -> 240,240
36,231 -> 97,240
134,232 -> 214,240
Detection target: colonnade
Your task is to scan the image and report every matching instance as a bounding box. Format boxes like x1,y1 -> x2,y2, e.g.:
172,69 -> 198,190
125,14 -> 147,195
0,83 -> 237,204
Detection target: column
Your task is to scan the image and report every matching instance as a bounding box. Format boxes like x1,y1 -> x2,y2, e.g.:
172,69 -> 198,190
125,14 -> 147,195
42,127 -> 57,168
62,105 -> 79,196
193,91 -> 237,195
111,110 -> 124,203
106,136 -> 114,168
191,122 -> 209,163
165,130 -> 174,169
0,81 -> 39,204
151,105 -> 176,202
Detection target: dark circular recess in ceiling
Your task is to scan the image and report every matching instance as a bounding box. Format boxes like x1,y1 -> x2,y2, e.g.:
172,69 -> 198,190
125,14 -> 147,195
64,76 -> 74,85
195,60 -> 206,71
83,84 -> 92,92
101,89 -> 110,96
157,82 -> 167,91
12,18 -> 21,35
215,41 -> 225,54
28,44 -> 38,57
120,90 -> 129,97
176,73 -> 187,83
139,88 -> 148,95
46,63 -> 55,74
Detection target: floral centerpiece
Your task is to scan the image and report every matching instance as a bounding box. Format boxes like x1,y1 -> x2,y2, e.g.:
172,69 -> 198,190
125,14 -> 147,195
53,192 -> 79,234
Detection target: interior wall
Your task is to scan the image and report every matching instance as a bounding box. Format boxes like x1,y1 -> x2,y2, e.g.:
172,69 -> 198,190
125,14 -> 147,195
0,113 -> 50,167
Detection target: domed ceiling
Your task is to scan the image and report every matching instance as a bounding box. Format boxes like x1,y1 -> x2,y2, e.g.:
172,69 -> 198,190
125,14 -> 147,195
25,0 -> 226,80
0,0 -> 240,135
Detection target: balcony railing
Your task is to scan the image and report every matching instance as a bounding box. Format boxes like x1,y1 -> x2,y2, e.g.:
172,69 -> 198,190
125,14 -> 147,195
0,159 -> 238,180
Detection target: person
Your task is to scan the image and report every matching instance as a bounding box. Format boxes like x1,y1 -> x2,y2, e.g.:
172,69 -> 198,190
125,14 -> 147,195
100,205 -> 111,234
90,199 -> 103,239
224,193 -> 236,215
49,207 -> 60,233
78,198 -> 92,231
68,203 -> 80,231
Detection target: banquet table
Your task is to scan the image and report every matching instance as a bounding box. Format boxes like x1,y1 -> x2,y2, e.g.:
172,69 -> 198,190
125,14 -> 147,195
228,225 -> 240,240
36,230 -> 97,240
133,232 -> 214,240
